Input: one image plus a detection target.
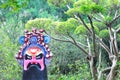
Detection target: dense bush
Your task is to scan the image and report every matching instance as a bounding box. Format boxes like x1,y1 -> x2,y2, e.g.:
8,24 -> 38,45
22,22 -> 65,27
47,39 -> 91,78
0,16 -> 24,80
0,28 -> 22,80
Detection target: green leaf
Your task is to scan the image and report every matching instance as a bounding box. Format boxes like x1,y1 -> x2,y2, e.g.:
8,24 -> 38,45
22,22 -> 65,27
48,0 -> 76,8
66,0 -> 105,15
53,18 -> 79,35
25,18 -> 53,30
99,29 -> 109,38
74,25 -> 86,34
74,24 -> 99,35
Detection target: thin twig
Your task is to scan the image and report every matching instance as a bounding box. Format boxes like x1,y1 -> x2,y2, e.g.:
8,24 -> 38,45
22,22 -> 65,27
92,16 -> 103,22
109,14 -> 120,25
67,32 -> 89,55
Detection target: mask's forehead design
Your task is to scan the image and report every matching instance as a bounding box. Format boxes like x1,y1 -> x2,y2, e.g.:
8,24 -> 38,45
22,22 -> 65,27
26,47 -> 41,56
16,29 -> 53,71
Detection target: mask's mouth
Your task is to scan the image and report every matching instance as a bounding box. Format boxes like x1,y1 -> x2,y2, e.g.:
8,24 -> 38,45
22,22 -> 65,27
27,62 -> 41,70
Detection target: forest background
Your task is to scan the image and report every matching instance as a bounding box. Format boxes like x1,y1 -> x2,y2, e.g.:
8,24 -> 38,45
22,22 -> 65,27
1,0 -> 120,80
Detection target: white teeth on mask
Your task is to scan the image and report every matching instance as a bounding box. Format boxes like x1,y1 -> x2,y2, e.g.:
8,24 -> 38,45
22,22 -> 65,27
30,62 -> 38,64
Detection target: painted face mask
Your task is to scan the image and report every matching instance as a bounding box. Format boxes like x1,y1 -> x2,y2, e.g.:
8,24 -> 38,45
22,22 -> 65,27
16,29 -> 53,80
24,46 -> 45,71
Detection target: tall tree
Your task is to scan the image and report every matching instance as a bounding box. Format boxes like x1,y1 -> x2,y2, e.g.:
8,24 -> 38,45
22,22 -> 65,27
46,0 -> 120,80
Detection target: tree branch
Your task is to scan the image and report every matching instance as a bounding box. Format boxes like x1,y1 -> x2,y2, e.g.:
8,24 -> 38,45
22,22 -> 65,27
97,46 -> 102,80
88,15 -> 97,56
98,13 -> 105,19
87,36 -> 91,55
106,55 -> 117,80
74,13 -> 111,57
77,13 -> 92,33
67,32 -> 76,44
107,11 -> 111,18
44,30 -> 72,43
66,4 -> 110,56
77,14 -> 111,57
77,42 -> 88,48
108,27 -> 118,56
51,36 -> 73,43
102,67 -> 111,73
113,10 -> 118,20
66,4 -> 82,24
116,27 -> 120,33
96,36 -> 111,56
113,31 -> 118,55
109,40 -> 113,54
67,32 -> 88,55
109,14 -> 120,25
92,16 -> 103,22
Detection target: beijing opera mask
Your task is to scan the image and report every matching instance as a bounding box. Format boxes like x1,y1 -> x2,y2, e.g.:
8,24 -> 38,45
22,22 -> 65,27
16,29 -> 53,80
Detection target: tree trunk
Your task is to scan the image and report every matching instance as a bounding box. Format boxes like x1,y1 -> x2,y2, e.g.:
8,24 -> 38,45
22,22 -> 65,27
106,55 -> 117,80
88,56 -> 97,80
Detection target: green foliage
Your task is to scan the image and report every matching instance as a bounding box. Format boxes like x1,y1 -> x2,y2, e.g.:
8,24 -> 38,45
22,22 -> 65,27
48,0 -> 66,8
75,25 -> 87,34
48,39 -> 84,74
49,73 -> 91,80
0,17 -> 24,43
103,16 -> 113,22
117,34 -> 120,42
99,29 -> 109,38
75,24 -> 99,35
74,0 -> 92,7
48,39 -> 91,79
93,22 -> 106,30
66,0 -> 105,15
0,28 -> 22,80
79,5 -> 92,14
53,18 -> 79,35
19,0 -> 61,23
48,0 -> 76,8
106,0 -> 120,8
0,11 -> 24,80
90,4 -> 105,14
25,18 -> 53,30
65,8 -> 80,16
0,0 -> 29,12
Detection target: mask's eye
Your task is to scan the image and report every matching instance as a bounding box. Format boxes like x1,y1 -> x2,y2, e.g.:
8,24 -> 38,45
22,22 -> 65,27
25,54 -> 32,60
36,54 -> 43,59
